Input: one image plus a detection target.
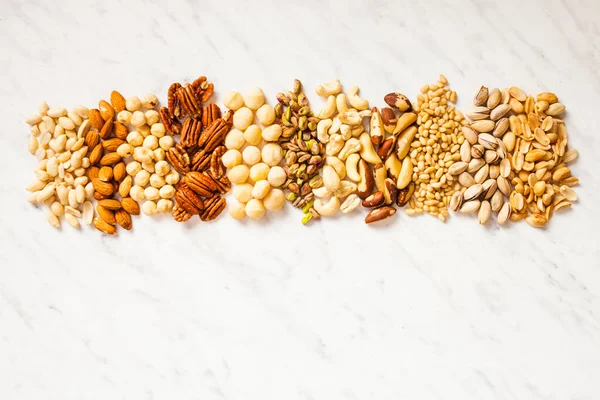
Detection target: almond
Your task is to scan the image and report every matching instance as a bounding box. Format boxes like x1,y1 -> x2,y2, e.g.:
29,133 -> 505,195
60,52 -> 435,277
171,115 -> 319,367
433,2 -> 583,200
96,205 -> 116,224
99,118 -> 114,140
115,209 -> 132,230
113,162 -> 126,182
110,90 -> 126,112
93,217 -> 117,235
89,144 -> 104,165
98,166 -> 113,182
94,191 -> 110,201
118,176 -> 133,198
92,177 -> 114,197
88,109 -> 104,130
84,130 -> 100,149
113,122 -> 129,140
99,100 -> 115,121
102,137 -> 125,151
87,166 -> 100,180
99,152 -> 121,166
121,197 -> 140,215
98,199 -> 122,210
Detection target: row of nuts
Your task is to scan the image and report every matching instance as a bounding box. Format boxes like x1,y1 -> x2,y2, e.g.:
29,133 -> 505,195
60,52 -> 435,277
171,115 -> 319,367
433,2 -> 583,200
223,87 -> 286,220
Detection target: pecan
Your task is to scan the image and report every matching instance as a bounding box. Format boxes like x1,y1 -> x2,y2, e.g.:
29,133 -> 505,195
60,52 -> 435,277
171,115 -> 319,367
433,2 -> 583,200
159,106 -> 181,135
184,171 -> 217,197
197,118 -> 231,152
208,172 -> 231,194
175,184 -> 205,215
190,149 -> 210,172
202,103 -> 221,127
168,82 -> 182,118
178,84 -> 202,119
180,117 -> 203,148
172,204 -> 192,222
200,195 -> 226,222
191,76 -> 214,102
166,144 -> 190,175
210,145 -> 226,178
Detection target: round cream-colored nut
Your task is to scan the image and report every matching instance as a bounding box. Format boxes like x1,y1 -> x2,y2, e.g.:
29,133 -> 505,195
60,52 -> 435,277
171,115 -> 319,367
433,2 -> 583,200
135,169 -> 150,186
159,135 -> 174,150
137,124 -> 151,137
225,129 -> 245,150
165,170 -> 180,185
150,173 -> 166,188
245,198 -> 266,220
243,88 -> 265,110
133,146 -> 154,163
127,131 -> 144,147
145,110 -> 160,125
223,91 -> 244,110
126,96 -> 142,112
262,125 -> 282,142
117,143 -> 133,158
142,200 -> 158,215
155,160 -> 170,176
243,125 -> 262,146
222,149 -> 242,169
117,110 -> 132,124
159,184 -> 175,199
156,198 -> 173,213
233,183 -> 253,203
153,148 -> 165,161
228,201 -> 246,220
227,165 -> 249,184
249,163 -> 270,182
143,135 -> 159,150
251,180 -> 271,199
151,123 -> 166,138
141,161 -> 155,173
261,143 -> 284,166
131,111 -> 146,127
267,166 -> 287,187
142,93 -> 159,109
263,188 -> 285,210
256,104 -> 276,125
232,107 -> 253,130
130,185 -> 146,201
144,186 -> 160,201
126,161 -> 142,176
242,146 -> 261,166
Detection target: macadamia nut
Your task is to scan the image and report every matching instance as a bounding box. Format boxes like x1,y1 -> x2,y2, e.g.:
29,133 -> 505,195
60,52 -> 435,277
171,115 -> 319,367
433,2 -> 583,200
256,104 -> 276,125
243,125 -> 262,146
267,166 -> 287,187
245,198 -> 266,220
131,111 -> 146,127
233,183 -> 253,203
228,201 -> 246,220
145,110 -> 160,125
243,88 -> 265,110
227,164 -> 249,184
159,135 -> 174,150
261,125 -> 282,142
251,180 -> 271,199
156,198 -> 173,213
135,170 -> 150,186
222,149 -> 242,169
144,186 -> 160,201
263,188 -> 285,210
261,143 -> 284,166
223,91 -> 244,111
242,146 -> 261,166
225,129 -> 245,150
159,185 -> 175,199
249,163 -> 270,182
142,200 -> 157,215
232,107 -> 253,131
130,185 -> 145,201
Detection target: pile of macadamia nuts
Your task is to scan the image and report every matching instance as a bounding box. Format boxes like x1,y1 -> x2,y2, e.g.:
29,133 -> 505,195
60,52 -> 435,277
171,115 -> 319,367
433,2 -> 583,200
222,88 -> 287,220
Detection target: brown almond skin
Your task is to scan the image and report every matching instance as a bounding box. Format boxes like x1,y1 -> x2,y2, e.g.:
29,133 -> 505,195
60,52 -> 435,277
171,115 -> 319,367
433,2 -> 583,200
99,152 -> 121,166
98,199 -> 122,210
113,122 -> 129,139
88,109 -> 104,130
121,197 -> 140,215
96,205 -> 116,225
357,159 -> 374,200
93,191 -> 109,201
365,206 -> 396,224
102,138 -> 125,151
89,144 -> 104,165
118,176 -> 133,198
92,177 -> 114,196
99,119 -> 114,140
110,91 -> 126,112
93,217 -> 117,235
99,100 -> 115,121
113,162 -> 127,182
115,209 -> 132,230
362,191 -> 385,208
84,130 -> 100,149
87,166 -> 100,180
98,166 -> 113,182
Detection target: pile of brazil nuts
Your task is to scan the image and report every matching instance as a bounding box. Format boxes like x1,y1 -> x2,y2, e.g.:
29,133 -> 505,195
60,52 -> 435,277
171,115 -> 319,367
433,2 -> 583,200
222,87 -> 286,220
450,86 -> 578,227
405,75 -> 469,221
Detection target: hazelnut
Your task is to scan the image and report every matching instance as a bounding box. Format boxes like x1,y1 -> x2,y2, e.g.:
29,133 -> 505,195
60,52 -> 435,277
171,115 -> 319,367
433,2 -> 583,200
130,185 -> 146,201
159,185 -> 175,199
144,186 -> 160,201
149,173 -> 166,188
134,170 -> 150,186
142,93 -> 159,109
145,110 -> 160,125
142,200 -> 157,215
155,160 -> 170,176
165,170 -> 180,185
143,135 -> 158,150
156,198 -> 173,213
126,96 -> 142,112
131,111 -> 146,127
117,110 -> 132,124
126,161 -> 142,176
151,122 -> 166,138
159,135 -> 174,150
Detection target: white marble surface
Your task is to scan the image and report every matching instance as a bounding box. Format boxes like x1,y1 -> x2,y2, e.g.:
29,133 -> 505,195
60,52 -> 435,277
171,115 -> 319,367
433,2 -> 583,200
1,0 -> 600,399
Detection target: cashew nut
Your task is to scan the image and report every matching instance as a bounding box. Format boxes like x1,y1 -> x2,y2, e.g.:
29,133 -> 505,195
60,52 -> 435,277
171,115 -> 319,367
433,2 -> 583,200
325,134 -> 344,156
313,186 -> 332,198
335,180 -> 357,198
345,153 -> 361,182
323,165 -> 341,191
359,132 -> 381,164
351,124 -> 364,137
337,138 -> 361,161
385,152 -> 402,181
336,94 -> 349,113
347,86 -> 369,111
315,79 -> 342,98
317,95 -> 336,119
314,196 -> 340,217
329,116 -> 341,134
317,119 -> 333,143
340,124 -> 352,140
326,156 -> 346,179
359,109 -> 372,118
338,111 -> 361,126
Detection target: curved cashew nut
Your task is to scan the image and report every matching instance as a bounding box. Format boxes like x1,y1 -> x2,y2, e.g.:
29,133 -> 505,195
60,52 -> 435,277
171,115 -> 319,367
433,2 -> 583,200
351,124 -> 364,137
338,111 -> 361,126
314,196 -> 340,217
317,119 -> 332,143
335,180 -> 357,198
313,186 -> 332,198
359,132 -> 382,164
326,156 -> 346,180
325,134 -> 344,156
315,79 -> 342,98
317,95 -> 336,119
359,109 -> 372,118
347,86 -> 369,111
340,124 -> 352,140
345,153 -> 361,182
336,94 -> 349,113
337,138 -> 361,161
323,165 -> 341,191
329,116 -> 341,134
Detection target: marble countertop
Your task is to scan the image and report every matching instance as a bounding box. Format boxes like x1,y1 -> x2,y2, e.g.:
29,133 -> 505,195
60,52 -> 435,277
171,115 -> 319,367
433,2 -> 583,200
1,0 -> 599,399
